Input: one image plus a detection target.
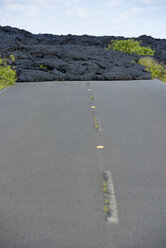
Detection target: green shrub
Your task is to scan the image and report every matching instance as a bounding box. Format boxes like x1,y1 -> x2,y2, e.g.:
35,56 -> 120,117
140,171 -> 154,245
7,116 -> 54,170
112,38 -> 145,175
138,57 -> 166,82
106,39 -> 155,56
0,55 -> 16,90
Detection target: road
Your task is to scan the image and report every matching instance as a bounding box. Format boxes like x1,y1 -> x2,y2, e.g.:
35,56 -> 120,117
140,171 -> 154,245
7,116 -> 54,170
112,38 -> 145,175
0,79 -> 166,248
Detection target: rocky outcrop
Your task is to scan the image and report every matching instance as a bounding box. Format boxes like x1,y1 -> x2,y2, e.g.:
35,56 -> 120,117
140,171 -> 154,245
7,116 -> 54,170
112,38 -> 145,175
0,26 -> 165,82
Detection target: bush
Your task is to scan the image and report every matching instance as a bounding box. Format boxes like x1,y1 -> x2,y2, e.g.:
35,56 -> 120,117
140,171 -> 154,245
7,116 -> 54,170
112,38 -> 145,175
138,57 -> 166,82
106,39 -> 155,56
0,55 -> 16,90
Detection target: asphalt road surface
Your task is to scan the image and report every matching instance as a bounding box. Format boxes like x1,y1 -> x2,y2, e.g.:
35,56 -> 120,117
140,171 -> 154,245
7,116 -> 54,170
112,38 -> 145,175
0,79 -> 166,248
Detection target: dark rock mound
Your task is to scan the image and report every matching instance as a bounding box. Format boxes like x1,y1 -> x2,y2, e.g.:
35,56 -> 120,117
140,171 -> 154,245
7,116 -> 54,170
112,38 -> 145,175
14,45 -> 151,82
0,26 -> 165,82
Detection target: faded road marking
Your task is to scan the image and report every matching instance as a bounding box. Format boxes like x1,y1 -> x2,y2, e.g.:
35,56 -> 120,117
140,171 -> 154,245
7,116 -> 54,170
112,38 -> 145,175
94,116 -> 99,129
96,117 -> 102,132
89,95 -> 94,100
102,171 -> 118,223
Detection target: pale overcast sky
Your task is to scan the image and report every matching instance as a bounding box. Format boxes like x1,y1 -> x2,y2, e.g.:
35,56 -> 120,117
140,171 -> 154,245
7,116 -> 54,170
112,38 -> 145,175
0,0 -> 165,38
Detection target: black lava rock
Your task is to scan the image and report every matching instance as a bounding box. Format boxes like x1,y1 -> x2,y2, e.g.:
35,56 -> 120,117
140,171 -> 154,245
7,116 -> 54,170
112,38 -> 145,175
1,26 -> 165,82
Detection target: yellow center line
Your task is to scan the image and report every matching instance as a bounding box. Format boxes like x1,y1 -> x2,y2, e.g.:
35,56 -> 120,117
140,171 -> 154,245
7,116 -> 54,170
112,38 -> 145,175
96,146 -> 104,149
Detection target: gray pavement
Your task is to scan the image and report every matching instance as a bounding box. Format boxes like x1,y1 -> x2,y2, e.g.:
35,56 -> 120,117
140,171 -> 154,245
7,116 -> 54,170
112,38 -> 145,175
0,80 -> 166,247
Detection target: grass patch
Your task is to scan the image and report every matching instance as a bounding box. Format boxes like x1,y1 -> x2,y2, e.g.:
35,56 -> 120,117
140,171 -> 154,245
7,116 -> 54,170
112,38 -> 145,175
0,55 -> 16,90
138,57 -> 166,82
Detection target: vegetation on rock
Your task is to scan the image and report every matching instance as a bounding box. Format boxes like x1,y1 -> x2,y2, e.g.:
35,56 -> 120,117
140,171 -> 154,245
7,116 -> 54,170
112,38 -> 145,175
39,65 -> 48,70
107,39 -> 166,82
107,39 -> 155,56
0,55 -> 16,90
138,57 -> 166,82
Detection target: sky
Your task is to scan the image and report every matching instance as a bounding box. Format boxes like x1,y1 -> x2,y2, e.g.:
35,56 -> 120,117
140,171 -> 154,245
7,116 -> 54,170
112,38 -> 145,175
0,0 -> 166,38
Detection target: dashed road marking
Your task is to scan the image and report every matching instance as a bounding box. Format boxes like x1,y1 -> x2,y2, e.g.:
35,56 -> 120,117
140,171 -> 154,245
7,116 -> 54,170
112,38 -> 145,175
87,87 -> 117,223
96,146 -> 104,149
102,171 -> 118,223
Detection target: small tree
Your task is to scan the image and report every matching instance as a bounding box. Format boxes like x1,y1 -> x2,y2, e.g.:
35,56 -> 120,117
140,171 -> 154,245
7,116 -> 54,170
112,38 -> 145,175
107,39 -> 155,56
